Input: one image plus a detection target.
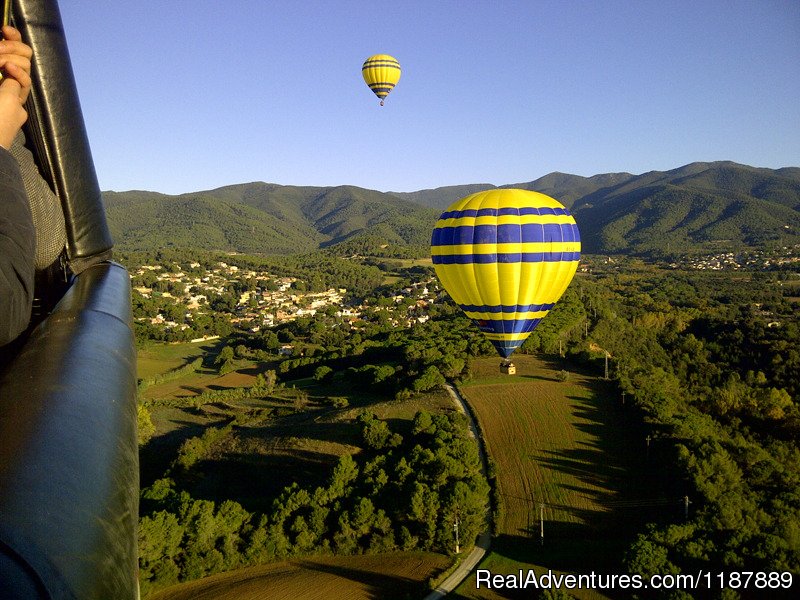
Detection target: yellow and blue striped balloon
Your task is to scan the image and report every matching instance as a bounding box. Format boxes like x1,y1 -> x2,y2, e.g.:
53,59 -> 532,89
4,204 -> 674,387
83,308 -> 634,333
362,54 -> 401,105
431,189 -> 581,358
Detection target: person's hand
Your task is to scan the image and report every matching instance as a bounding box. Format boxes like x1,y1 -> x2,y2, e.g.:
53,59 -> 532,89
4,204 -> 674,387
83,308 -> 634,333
0,68 -> 28,149
0,27 -> 31,150
0,26 -> 32,104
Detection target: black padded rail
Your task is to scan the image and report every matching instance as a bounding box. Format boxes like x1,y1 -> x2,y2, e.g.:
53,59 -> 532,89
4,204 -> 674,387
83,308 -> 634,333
0,262 -> 139,599
14,0 -> 114,269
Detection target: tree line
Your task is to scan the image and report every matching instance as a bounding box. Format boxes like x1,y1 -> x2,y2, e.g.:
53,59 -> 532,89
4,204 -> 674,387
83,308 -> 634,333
138,411 -> 488,596
569,268 -> 800,591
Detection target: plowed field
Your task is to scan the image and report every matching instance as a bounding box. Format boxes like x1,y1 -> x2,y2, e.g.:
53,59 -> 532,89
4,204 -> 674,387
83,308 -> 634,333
454,354 -> 650,600
149,552 -> 450,600
464,357 -> 620,536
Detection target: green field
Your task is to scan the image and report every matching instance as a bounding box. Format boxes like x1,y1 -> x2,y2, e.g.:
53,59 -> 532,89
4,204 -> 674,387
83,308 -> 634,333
452,355 -> 666,600
137,339 -> 221,380
396,257 -> 433,268
149,552 -> 451,600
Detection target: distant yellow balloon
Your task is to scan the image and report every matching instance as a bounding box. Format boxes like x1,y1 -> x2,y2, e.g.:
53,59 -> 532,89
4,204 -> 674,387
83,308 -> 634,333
362,54 -> 401,106
431,189 -> 581,359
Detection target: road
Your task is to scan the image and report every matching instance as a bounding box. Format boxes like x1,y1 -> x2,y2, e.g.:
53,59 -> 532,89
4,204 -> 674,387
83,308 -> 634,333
422,383 -> 492,600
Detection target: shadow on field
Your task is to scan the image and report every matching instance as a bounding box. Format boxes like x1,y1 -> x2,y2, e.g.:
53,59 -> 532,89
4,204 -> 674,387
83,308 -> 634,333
237,411 -> 361,446
180,385 -> 206,395
499,373 -> 688,579
236,362 -> 281,377
175,407 -> 365,511
495,528 -> 631,570
513,373 -> 560,383
139,417 -> 227,487
292,560 -> 423,600
186,449 -> 340,512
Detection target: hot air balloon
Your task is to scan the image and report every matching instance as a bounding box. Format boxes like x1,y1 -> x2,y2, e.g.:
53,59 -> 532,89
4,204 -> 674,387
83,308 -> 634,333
362,54 -> 401,106
431,189 -> 581,371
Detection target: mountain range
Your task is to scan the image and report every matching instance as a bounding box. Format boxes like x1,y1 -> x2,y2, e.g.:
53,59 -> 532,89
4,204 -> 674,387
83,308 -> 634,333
104,161 -> 800,257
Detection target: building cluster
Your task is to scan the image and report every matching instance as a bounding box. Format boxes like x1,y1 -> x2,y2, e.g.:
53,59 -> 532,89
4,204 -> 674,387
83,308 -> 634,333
131,261 -> 436,337
672,246 -> 800,271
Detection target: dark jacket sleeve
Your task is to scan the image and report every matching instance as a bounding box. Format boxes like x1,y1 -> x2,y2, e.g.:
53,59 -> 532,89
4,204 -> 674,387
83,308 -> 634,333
0,145 -> 35,347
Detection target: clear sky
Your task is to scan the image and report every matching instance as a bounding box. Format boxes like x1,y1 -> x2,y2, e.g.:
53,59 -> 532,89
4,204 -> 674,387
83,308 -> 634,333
57,0 -> 799,195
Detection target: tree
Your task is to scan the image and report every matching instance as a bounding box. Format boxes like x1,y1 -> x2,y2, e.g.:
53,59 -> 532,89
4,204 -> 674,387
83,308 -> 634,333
219,359 -> 236,375
253,370 -> 277,395
216,345 -> 235,365
138,510 -> 184,588
327,454 -> 359,501
314,365 -> 334,382
138,404 -> 155,445
412,365 -> 445,393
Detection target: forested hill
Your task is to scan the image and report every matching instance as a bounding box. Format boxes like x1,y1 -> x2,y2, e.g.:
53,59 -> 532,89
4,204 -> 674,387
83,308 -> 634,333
392,162 -> 800,256
104,161 -> 800,257
104,184 -> 440,255
567,162 -> 800,255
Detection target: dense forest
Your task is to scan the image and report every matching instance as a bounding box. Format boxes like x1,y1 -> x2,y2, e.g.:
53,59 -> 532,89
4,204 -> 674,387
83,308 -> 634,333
570,267 -> 800,593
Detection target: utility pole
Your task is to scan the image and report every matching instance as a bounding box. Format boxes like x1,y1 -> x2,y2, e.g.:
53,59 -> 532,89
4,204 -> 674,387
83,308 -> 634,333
646,434 -> 651,460
684,496 -> 690,520
539,502 -> 544,546
604,352 -> 609,380
559,338 -> 563,357
621,391 -> 626,406
453,516 -> 460,554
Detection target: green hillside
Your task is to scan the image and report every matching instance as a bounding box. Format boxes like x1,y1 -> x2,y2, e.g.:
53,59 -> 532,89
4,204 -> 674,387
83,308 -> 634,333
104,190 -> 321,254
570,162 -> 800,255
389,183 -> 496,211
506,170 -> 635,209
104,161 -> 800,258
104,183 -> 438,255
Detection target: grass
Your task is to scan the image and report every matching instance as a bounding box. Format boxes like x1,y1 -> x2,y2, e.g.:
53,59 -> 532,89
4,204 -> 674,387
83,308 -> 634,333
137,339 -> 222,379
451,354 -> 664,600
396,258 -> 433,268
149,552 -> 451,600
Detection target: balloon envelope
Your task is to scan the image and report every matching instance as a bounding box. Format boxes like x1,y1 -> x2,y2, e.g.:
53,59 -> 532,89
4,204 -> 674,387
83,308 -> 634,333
362,54 -> 401,103
431,189 -> 581,358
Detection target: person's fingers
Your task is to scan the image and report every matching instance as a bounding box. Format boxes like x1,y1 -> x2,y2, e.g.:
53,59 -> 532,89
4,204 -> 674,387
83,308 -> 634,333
0,40 -> 32,59
1,26 -> 21,41
2,63 -> 30,103
0,74 -> 22,94
0,77 -> 27,148
0,26 -> 29,48
0,35 -> 33,61
0,55 -> 32,76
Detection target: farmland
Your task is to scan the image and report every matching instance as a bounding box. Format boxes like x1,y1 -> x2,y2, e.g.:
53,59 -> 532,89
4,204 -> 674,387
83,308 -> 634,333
149,552 -> 451,600
137,339 -> 218,380
452,355 -> 672,600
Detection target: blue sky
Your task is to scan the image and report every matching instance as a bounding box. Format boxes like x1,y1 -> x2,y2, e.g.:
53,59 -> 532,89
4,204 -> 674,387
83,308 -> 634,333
58,0 -> 799,195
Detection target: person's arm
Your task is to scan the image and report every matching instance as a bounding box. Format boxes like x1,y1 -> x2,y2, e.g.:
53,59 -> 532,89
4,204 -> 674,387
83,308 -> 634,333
0,143 -> 34,346
0,26 -> 34,346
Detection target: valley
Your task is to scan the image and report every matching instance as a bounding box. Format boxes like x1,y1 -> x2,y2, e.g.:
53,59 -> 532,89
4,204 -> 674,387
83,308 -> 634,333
127,163 -> 800,597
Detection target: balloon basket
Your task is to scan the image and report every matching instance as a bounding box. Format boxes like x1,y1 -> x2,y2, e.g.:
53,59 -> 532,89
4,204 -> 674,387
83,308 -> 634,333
500,360 -> 516,375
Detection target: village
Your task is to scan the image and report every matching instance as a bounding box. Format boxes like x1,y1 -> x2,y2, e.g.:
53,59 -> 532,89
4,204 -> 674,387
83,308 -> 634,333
673,244 -> 800,271
130,260 -> 435,341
